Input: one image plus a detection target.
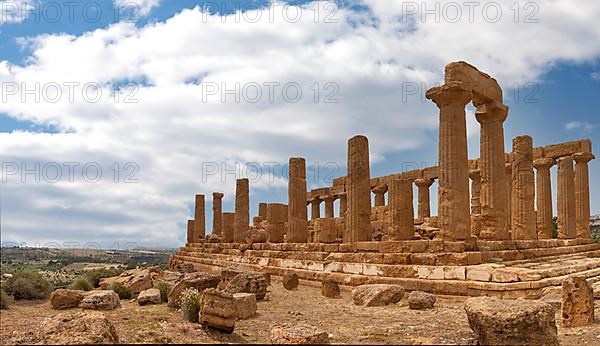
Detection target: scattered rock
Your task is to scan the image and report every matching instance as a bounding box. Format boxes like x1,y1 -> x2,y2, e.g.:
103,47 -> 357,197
245,229 -> 268,244
79,290 -> 121,310
206,234 -> 222,243
283,273 -> 299,290
199,288 -> 236,333
49,289 -> 86,310
561,275 -> 594,327
464,297 -> 558,346
270,323 -> 330,344
233,293 -> 257,320
156,271 -> 186,286
352,284 -> 404,307
408,291 -> 436,310
167,272 -> 221,308
137,288 -> 162,306
223,272 -> 268,300
37,311 -> 119,344
321,280 -> 340,298
99,268 -> 154,295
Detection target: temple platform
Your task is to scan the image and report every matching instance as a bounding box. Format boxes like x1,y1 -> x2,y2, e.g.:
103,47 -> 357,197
170,239 -> 600,299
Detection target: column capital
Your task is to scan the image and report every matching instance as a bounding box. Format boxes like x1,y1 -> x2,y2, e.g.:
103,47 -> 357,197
475,100 -> 508,123
505,162 -> 512,173
322,195 -> 335,202
573,152 -> 595,164
372,184 -> 388,194
414,178 -> 434,188
212,192 -> 224,199
308,196 -> 321,203
468,170 -> 481,180
426,82 -> 472,108
533,157 -> 556,170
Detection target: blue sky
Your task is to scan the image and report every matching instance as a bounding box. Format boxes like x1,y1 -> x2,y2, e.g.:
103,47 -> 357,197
1,0 -> 599,248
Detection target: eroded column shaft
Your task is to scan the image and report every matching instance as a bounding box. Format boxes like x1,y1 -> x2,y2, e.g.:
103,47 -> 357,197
557,156 -> 576,239
234,179 -> 249,243
212,192 -> 224,236
414,178 -> 433,221
574,153 -> 594,239
388,179 -> 414,240
511,135 -> 537,240
346,135 -> 371,243
288,157 -> 308,243
534,158 -> 555,239
194,194 -> 205,241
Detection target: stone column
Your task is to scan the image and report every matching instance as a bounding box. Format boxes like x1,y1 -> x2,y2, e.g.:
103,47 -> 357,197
187,219 -> 195,244
426,83 -> 472,240
258,203 -> 268,220
505,162 -> 512,232
310,197 -> 321,220
511,136 -> 537,240
533,158 -> 555,239
372,184 -> 387,207
323,196 -> 335,219
288,157 -> 308,243
574,152 -> 594,239
222,212 -> 235,243
414,178 -> 433,221
234,178 -> 249,243
346,135 -> 371,243
557,156 -> 576,239
267,203 -> 287,243
194,194 -> 206,241
475,102 -> 509,240
338,193 -> 347,216
212,192 -> 224,236
388,178 -> 414,240
469,170 -> 481,215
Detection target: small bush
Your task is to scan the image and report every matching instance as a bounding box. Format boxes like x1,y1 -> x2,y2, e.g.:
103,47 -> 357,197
1,290 -> 13,309
6,271 -> 53,300
180,288 -> 201,323
68,277 -> 93,291
85,268 -> 123,288
111,282 -> 131,299
154,281 -> 170,303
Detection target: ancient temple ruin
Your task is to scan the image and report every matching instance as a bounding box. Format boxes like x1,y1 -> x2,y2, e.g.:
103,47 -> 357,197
171,62 -> 598,298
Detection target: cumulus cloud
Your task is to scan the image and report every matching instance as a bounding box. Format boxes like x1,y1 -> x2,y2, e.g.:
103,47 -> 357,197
565,121 -> 595,131
0,0 -> 34,24
114,0 -> 161,18
1,1 -> 600,247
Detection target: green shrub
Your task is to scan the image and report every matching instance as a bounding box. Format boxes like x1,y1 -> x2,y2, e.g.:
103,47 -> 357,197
68,277 -> 93,291
154,281 -> 170,303
84,268 -> 123,288
111,282 -> 131,299
180,288 -> 201,323
6,271 -> 53,300
0,290 -> 13,309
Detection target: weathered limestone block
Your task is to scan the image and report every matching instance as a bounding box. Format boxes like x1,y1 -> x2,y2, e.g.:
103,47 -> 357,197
223,272 -> 268,300
352,284 -> 404,306
206,233 -> 221,243
167,272 -> 221,307
233,293 -> 257,320
35,311 -> 119,344
464,297 -> 558,346
270,324 -> 330,344
258,202 -> 268,220
99,268 -> 153,295
317,218 -> 337,243
408,291 -> 436,310
346,135 -> 371,242
173,263 -> 195,273
234,178 -> 250,243
268,203 -> 288,243
137,288 -> 161,306
79,291 -> 121,311
288,157 -> 308,243
557,156 -> 576,239
222,212 -> 235,243
511,135 -> 536,240
199,288 -> 236,334
246,229 -> 268,244
50,289 -> 86,310
321,280 -> 341,298
561,275 -> 594,327
283,272 -> 299,290
388,178 -> 414,240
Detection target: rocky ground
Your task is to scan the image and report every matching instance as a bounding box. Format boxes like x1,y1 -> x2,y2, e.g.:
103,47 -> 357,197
1,279 -> 599,344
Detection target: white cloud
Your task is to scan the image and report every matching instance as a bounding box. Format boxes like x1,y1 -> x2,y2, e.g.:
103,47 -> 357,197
591,72 -> 600,81
565,121 -> 595,131
0,0 -> 34,24
114,0 -> 161,18
1,1 -> 600,247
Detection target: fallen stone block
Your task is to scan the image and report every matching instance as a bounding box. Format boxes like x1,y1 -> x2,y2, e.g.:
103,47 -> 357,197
79,291 -> 121,311
321,280 -> 340,298
167,272 -> 221,308
137,288 -> 161,306
408,291 -> 436,310
37,311 -> 119,344
270,323 -> 330,344
50,289 -> 87,310
352,284 -> 404,307
561,275 -> 594,327
223,272 -> 268,300
283,273 -> 299,290
233,293 -> 257,320
199,288 -> 236,333
464,297 -> 558,345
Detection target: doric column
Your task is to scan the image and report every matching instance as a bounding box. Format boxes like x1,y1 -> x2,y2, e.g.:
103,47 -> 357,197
258,203 -> 268,220
234,178 -> 249,243
338,193 -> 347,216
372,184 -> 387,207
557,156 -> 576,239
475,101 -> 509,240
574,152 -> 594,239
426,82 -> 472,240
511,136 -> 537,240
187,219 -> 195,243
222,212 -> 235,243
194,194 -> 206,241
388,178 -> 414,240
346,135 -> 371,243
310,197 -> 321,220
323,195 -> 335,219
505,162 -> 512,236
267,203 -> 287,243
533,158 -> 555,239
414,178 -> 433,221
469,170 -> 481,215
288,157 -> 308,243
212,192 -> 224,236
